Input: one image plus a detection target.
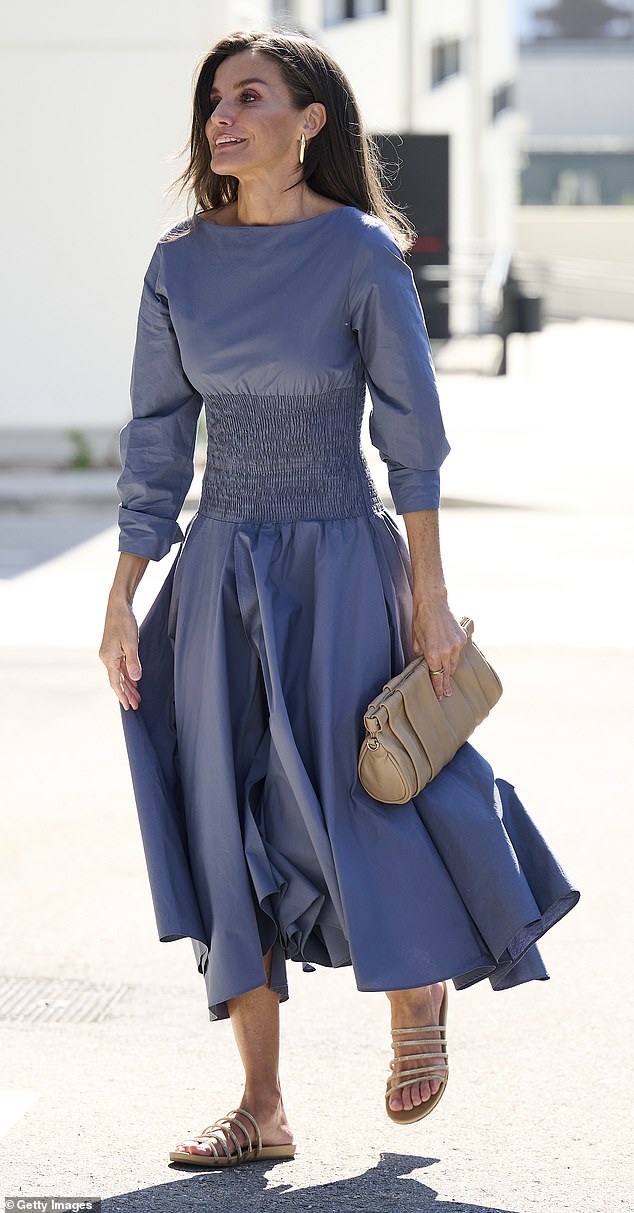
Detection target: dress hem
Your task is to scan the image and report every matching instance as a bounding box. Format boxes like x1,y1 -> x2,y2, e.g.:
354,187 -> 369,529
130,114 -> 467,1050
156,877 -> 580,1024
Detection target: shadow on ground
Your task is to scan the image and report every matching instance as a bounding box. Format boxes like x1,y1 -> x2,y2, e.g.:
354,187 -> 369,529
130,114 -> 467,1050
101,1152 -> 522,1212
0,497 -> 532,580
440,497 -> 533,512
0,509 -> 115,578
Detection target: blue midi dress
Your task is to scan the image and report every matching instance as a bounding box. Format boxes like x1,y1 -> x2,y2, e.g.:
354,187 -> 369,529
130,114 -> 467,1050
117,205 -> 579,1023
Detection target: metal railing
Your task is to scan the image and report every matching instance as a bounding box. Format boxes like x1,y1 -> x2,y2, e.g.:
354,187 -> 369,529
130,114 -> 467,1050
416,245 -> 634,331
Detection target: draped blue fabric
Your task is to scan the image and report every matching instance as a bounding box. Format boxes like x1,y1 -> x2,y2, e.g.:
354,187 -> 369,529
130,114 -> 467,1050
117,207 -> 579,1021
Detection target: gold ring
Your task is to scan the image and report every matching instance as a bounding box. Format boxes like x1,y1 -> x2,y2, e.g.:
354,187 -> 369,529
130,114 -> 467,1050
430,669 -> 444,676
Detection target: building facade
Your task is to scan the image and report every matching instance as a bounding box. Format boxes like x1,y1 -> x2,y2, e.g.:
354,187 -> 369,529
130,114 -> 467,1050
517,1 -> 634,205
514,0 -> 634,320
0,0 -> 519,440
280,0 -> 521,335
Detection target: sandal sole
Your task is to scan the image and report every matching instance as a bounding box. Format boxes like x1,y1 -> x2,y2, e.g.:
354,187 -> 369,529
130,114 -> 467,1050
169,1144 -> 296,1167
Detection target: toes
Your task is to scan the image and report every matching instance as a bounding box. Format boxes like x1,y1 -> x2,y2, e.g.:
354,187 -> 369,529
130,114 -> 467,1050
390,1079 -> 442,1111
402,1080 -> 435,1107
176,1137 -> 215,1156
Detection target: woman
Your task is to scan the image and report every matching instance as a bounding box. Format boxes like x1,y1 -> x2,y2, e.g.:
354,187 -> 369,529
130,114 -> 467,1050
100,28 -> 579,1168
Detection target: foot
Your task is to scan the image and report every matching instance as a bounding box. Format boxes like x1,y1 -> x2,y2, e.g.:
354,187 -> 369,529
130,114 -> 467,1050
386,982 -> 446,1113
173,1091 -> 294,1159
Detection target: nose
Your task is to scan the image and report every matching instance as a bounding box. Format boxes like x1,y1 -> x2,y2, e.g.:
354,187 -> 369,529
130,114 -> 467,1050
207,100 -> 236,129
207,112 -> 235,145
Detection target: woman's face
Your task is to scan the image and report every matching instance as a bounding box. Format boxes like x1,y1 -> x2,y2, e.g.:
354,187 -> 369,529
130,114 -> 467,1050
205,49 -> 322,179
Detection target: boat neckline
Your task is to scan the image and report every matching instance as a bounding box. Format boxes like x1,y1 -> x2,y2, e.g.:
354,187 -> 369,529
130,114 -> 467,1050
195,204 -> 355,230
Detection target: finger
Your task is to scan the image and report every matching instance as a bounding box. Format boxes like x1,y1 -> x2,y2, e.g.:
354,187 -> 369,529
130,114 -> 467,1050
452,631 -> 468,670
107,665 -> 134,709
120,672 -> 141,707
107,658 -> 141,710
121,646 -> 142,682
114,672 -> 139,711
428,662 -> 444,701
442,635 -> 464,681
429,652 -> 452,698
441,631 -> 468,691
118,657 -> 141,704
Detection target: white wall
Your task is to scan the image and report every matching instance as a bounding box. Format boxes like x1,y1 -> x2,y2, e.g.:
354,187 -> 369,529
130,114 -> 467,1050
519,46 -> 634,139
0,0 -> 520,433
316,1 -> 405,127
316,0 -> 521,334
515,207 -> 634,321
0,1 -> 269,431
416,1 -> 521,274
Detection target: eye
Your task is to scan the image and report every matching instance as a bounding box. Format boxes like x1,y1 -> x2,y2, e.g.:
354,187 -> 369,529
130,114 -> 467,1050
209,89 -> 259,112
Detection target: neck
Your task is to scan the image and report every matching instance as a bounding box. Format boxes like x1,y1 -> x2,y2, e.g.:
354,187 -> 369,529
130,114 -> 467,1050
232,178 -> 313,227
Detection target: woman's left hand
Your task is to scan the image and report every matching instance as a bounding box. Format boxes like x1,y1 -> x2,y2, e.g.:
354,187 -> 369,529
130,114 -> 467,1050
411,592 -> 467,701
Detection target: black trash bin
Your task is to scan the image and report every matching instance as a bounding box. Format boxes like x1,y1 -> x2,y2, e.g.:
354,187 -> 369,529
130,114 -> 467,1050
496,271 -> 543,374
516,290 -> 543,334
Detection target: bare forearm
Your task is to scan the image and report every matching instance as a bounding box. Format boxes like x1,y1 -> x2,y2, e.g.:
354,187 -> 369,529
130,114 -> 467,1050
402,508 -> 465,698
402,509 -> 448,602
108,552 -> 150,607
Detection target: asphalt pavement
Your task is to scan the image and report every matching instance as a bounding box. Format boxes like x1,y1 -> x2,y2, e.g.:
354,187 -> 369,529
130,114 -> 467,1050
0,320 -> 632,1213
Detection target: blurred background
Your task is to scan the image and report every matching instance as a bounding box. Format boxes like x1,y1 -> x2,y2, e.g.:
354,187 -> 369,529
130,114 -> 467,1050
1,0 -> 633,467
1,0 -> 632,640
1,4 -> 632,1211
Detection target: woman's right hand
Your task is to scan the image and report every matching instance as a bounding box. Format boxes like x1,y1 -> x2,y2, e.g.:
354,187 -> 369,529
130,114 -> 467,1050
100,552 -> 149,710
99,596 -> 142,711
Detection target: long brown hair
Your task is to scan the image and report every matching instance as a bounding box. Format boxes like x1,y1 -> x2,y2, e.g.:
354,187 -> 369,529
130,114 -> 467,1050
166,27 -> 416,252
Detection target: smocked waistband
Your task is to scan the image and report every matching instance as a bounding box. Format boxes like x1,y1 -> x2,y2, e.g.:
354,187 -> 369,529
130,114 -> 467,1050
199,387 -> 382,522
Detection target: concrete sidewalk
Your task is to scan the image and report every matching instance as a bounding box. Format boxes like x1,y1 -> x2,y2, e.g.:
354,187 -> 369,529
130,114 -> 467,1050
0,640 -> 630,1212
0,315 -> 632,1211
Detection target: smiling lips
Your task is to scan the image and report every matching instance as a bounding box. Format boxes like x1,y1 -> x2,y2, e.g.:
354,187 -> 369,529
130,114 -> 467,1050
215,137 -> 246,149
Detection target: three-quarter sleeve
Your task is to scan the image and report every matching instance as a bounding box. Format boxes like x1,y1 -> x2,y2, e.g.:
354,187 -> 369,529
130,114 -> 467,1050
117,241 -> 203,560
348,219 -> 450,512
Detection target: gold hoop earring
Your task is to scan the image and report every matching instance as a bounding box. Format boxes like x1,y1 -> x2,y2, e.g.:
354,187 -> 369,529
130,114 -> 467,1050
299,132 -> 306,165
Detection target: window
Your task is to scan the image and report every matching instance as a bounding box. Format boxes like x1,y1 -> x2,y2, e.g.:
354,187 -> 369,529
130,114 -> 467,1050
323,0 -> 387,25
552,169 -> 602,205
492,82 -> 515,120
520,152 -> 634,205
354,0 -> 387,13
431,39 -> 461,87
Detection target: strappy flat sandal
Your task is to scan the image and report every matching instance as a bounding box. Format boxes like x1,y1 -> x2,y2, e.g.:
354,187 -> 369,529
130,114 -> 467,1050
169,1106 -> 297,1167
385,981 -> 449,1125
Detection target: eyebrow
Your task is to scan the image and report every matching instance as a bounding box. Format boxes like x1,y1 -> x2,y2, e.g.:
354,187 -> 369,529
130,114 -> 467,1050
209,77 -> 270,95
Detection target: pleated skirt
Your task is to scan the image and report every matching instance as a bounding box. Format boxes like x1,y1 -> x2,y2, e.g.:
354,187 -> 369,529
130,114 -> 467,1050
120,507 -> 579,1021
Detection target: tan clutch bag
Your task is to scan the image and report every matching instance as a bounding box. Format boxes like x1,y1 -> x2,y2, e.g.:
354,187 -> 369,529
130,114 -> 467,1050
358,618 -> 503,804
